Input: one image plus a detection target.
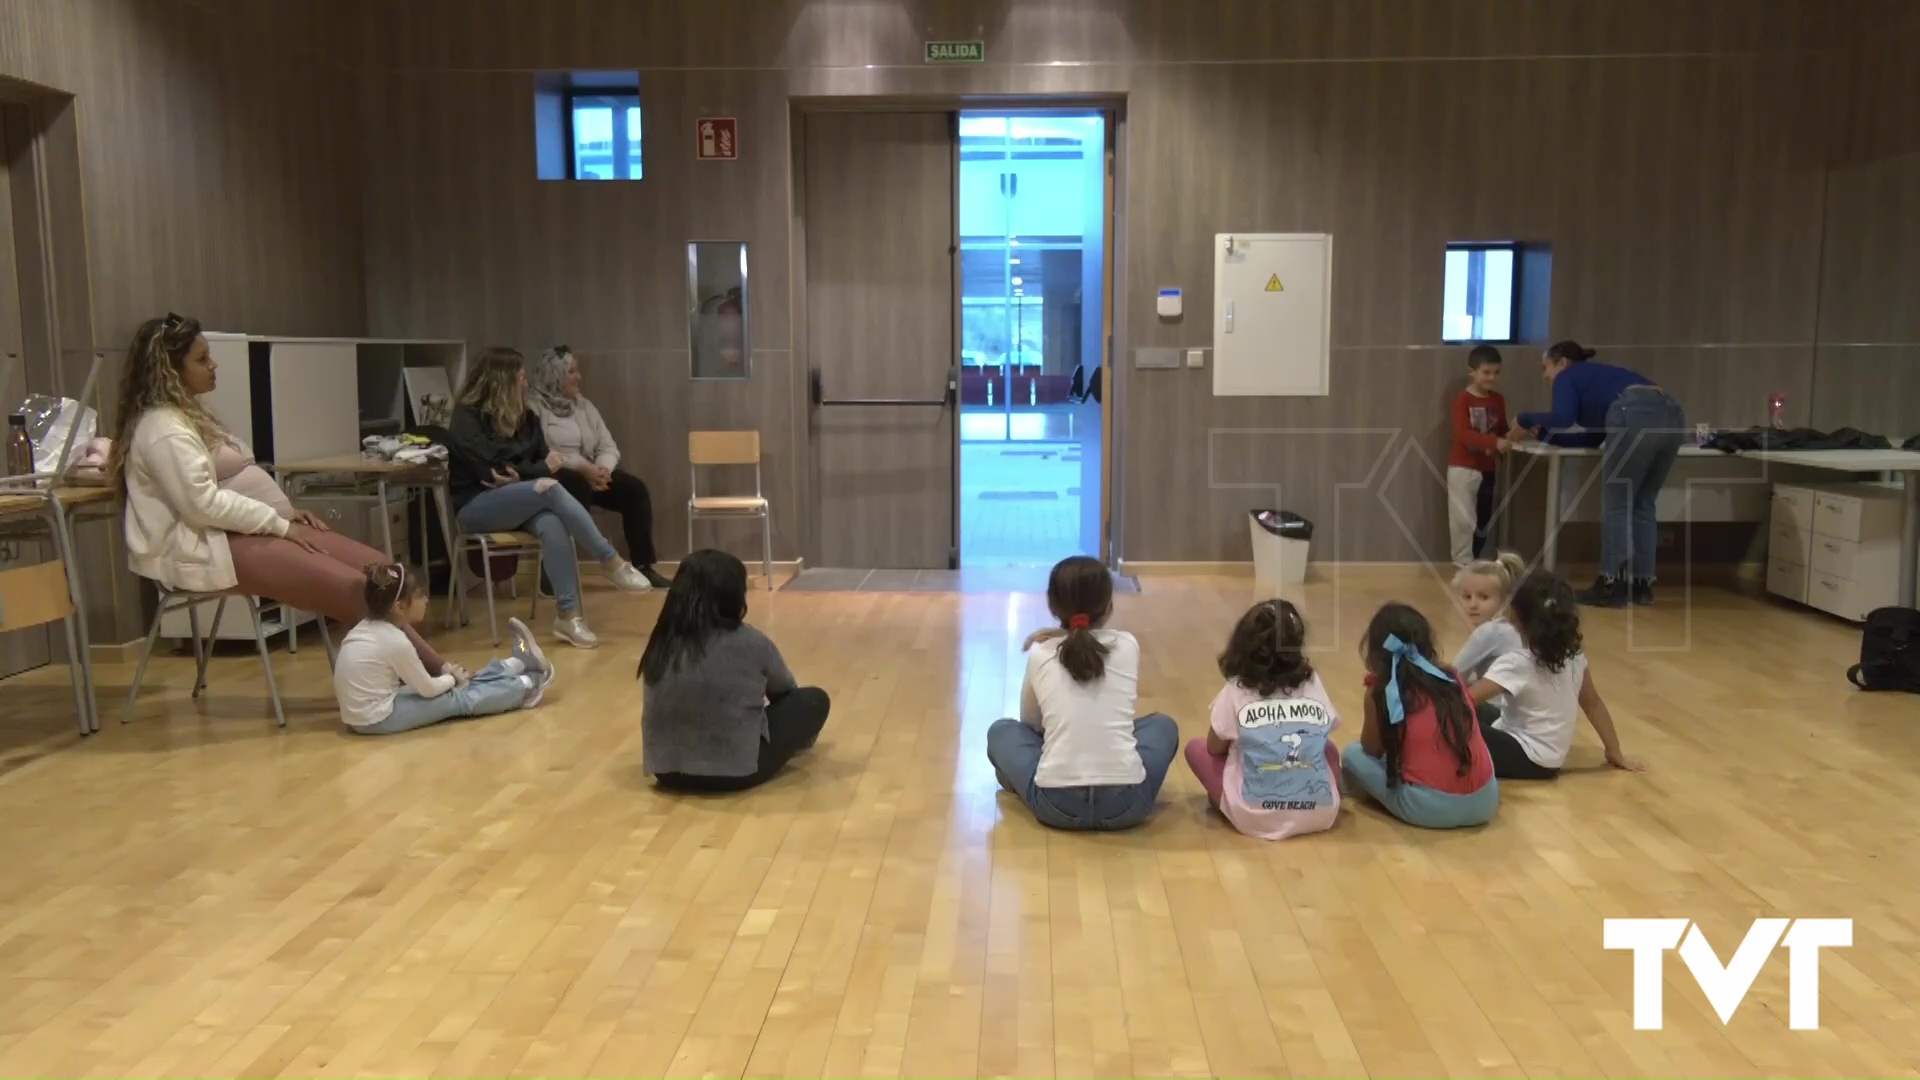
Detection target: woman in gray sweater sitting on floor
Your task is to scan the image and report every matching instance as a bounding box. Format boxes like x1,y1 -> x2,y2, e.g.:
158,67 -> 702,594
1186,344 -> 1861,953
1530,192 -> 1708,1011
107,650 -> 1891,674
640,549 -> 831,791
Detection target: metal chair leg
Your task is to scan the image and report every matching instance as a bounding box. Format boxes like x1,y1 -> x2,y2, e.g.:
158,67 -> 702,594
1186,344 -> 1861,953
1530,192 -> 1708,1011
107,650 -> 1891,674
530,549 -> 542,625
762,511 -> 774,591
246,596 -> 287,728
687,511 -> 695,562
479,537 -> 501,646
188,601 -> 208,699
121,598 -> 169,725
61,614 -> 89,736
48,504 -> 99,732
193,598 -> 228,698
319,616 -> 336,669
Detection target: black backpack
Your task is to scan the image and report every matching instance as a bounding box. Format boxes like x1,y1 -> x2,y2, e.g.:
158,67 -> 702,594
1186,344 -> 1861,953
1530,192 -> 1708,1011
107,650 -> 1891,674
1847,607 -> 1920,692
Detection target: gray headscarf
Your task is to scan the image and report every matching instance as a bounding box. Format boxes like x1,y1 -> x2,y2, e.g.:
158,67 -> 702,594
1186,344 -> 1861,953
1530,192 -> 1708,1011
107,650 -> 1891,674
531,346 -> 576,417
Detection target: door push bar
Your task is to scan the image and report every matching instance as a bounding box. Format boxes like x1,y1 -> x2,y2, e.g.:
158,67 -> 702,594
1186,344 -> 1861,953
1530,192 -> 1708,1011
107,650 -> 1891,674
810,366 -> 956,408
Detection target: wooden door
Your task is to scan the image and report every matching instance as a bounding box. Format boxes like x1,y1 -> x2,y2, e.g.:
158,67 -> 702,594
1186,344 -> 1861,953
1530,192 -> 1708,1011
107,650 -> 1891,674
803,112 -> 956,570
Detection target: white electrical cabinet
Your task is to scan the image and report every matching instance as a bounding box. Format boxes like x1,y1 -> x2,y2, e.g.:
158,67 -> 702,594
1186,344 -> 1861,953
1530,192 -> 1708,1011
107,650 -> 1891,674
1212,233 -> 1333,397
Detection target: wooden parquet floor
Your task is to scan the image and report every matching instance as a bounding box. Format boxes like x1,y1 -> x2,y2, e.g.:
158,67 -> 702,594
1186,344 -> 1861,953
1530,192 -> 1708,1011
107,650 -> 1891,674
0,568 -> 1916,1078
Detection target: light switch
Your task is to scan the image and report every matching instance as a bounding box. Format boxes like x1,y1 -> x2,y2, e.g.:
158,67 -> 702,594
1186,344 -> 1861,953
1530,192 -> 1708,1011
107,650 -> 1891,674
1185,349 -> 1205,369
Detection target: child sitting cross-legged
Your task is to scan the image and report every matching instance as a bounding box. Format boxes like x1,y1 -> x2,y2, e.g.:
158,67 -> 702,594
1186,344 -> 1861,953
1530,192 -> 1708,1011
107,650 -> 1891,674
1183,598 -> 1342,840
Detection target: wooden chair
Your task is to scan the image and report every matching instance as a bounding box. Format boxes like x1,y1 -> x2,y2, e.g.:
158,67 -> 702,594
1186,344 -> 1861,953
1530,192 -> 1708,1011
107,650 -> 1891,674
687,430 -> 774,590
121,584 -> 332,729
0,559 -> 93,735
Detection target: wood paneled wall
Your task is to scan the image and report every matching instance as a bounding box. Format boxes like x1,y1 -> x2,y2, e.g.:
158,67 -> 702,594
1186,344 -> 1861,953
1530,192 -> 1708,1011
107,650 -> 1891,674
354,0 -> 1877,564
0,0 -> 367,641
1811,1 -> 1920,439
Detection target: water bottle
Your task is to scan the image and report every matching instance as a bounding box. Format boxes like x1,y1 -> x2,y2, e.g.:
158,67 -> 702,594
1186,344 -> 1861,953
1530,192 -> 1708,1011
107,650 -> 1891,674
5,414 -> 33,477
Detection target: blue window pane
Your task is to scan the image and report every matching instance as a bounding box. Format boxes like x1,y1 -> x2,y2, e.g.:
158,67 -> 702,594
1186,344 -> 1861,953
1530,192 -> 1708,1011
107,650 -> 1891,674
1442,243 -> 1516,342
570,94 -> 642,181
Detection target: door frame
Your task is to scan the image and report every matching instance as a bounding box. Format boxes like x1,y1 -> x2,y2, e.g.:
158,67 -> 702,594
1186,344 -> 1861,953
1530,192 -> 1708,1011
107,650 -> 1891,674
788,94 -> 1127,570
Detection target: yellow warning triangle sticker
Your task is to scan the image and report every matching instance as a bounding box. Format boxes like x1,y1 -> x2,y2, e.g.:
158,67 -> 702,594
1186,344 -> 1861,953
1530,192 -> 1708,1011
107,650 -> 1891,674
1264,274 -> 1284,292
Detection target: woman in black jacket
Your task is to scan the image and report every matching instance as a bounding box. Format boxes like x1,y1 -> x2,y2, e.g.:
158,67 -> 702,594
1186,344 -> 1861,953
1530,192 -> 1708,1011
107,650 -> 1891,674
448,347 -> 651,649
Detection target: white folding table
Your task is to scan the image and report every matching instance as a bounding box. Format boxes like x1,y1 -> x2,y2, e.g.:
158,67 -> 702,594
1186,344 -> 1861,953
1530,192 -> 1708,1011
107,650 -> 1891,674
1500,442 -> 1920,608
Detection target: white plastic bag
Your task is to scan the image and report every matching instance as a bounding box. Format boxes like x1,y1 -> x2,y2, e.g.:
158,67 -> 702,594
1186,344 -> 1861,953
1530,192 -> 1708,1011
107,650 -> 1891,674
13,394 -> 98,474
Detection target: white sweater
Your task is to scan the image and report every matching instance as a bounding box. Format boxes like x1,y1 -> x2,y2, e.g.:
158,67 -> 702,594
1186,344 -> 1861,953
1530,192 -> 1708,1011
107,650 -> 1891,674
332,619 -> 455,727
533,397 -> 620,471
123,407 -> 288,593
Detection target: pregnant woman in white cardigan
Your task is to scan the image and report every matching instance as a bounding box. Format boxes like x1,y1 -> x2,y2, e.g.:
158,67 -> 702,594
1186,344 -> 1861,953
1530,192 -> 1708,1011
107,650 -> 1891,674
529,346 -> 669,588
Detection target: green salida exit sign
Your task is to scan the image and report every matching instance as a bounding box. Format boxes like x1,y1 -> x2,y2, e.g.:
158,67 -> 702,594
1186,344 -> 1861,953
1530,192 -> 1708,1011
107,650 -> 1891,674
924,40 -> 984,64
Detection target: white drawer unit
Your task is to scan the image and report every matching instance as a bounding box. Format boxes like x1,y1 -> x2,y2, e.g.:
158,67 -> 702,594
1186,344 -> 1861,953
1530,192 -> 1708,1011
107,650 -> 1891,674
1767,482 -> 1903,622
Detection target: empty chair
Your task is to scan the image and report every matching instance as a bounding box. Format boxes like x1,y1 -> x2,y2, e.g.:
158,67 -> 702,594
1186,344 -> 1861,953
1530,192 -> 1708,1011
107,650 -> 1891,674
687,430 -> 774,590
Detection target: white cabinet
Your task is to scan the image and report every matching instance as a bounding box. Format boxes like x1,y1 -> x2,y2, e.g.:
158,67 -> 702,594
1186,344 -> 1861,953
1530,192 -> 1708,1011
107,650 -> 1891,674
1766,482 -> 1902,621
1212,233 -> 1332,397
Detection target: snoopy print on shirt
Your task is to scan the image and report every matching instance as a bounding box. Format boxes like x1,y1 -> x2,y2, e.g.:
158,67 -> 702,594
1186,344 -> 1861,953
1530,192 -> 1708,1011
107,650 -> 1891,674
1236,694 -> 1336,810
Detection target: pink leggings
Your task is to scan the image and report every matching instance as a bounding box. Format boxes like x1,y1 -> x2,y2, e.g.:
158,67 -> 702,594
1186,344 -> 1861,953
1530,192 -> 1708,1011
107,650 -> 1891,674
1184,738 -> 1227,808
228,530 -> 446,671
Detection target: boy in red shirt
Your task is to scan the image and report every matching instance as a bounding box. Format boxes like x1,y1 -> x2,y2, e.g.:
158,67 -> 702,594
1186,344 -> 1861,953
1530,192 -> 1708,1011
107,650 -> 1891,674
1448,345 -> 1509,567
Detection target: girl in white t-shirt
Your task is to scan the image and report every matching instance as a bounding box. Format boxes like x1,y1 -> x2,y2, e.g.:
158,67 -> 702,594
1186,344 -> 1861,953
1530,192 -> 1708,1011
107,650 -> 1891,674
333,564 -> 554,735
1184,598 -> 1341,839
1451,551 -> 1527,682
1467,573 -> 1645,778
985,556 -> 1179,831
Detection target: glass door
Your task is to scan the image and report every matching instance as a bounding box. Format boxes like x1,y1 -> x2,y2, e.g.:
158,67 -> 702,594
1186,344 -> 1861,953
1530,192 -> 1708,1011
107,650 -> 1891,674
956,111 -> 1107,567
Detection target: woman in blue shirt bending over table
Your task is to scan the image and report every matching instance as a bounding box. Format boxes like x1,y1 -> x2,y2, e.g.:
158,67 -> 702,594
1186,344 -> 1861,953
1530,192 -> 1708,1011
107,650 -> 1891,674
1514,340 -> 1686,608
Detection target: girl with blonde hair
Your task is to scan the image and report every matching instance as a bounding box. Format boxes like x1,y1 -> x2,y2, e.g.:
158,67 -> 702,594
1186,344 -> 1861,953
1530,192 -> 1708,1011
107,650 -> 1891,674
1450,550 -> 1527,683
447,347 -> 651,649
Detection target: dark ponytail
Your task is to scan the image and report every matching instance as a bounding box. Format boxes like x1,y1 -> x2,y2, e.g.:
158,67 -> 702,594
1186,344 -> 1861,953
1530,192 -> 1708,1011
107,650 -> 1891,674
1546,339 -> 1596,364
1046,555 -> 1114,685
1360,603 -> 1475,787
1507,573 -> 1583,673
362,563 -> 423,621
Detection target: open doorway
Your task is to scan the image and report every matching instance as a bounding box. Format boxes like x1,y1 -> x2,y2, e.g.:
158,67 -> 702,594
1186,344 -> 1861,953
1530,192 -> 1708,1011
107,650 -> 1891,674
956,111 -> 1108,568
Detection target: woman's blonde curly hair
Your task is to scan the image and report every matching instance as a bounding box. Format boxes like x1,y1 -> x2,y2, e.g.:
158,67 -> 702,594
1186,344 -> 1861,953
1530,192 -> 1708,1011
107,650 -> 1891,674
457,346 -> 530,437
107,314 -> 227,486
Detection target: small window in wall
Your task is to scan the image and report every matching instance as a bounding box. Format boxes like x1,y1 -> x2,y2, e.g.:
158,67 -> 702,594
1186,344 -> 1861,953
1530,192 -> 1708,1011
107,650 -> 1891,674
568,93 -> 642,179
1442,242 -> 1516,342
533,72 -> 641,181
1442,241 -> 1552,345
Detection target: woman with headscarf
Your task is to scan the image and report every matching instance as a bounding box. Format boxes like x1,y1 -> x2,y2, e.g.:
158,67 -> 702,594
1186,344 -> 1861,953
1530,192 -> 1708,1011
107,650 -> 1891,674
529,347 -> 670,589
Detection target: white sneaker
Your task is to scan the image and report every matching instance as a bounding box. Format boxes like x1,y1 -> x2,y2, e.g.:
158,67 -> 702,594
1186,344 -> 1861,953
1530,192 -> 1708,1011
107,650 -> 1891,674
552,614 -> 600,649
520,672 -> 548,709
507,617 -> 551,677
605,560 -> 653,592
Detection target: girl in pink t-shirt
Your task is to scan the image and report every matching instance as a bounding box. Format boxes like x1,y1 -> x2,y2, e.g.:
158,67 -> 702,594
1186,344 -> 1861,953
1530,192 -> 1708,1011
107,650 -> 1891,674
1183,599 -> 1342,839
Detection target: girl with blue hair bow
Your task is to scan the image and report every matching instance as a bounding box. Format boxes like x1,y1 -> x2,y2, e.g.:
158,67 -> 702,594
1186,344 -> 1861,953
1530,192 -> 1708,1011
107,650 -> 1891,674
1342,603 -> 1498,828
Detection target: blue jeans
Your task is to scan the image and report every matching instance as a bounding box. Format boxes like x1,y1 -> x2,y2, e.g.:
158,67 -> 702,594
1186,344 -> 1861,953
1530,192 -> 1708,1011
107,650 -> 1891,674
1341,743 -> 1497,829
986,714 -> 1180,831
1601,387 -> 1687,581
351,659 -> 530,735
455,481 -> 619,614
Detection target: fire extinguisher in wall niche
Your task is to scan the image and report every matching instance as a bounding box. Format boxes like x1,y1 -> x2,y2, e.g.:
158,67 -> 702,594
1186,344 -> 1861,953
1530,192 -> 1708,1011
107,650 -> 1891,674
704,288 -> 744,375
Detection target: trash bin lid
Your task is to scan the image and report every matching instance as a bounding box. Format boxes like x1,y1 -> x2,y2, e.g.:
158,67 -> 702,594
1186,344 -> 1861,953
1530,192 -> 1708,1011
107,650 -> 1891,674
1250,509 -> 1313,540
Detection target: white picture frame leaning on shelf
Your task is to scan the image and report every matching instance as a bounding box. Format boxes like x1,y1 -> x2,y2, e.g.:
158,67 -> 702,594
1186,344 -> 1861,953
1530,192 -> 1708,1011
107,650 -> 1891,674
402,367 -> 454,428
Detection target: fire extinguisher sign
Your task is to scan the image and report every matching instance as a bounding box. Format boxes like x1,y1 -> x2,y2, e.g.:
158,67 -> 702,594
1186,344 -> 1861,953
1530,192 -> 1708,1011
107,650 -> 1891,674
695,117 -> 739,161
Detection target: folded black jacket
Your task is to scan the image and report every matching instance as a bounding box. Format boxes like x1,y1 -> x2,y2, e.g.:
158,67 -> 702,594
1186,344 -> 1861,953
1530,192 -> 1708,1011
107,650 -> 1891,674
1703,426 -> 1891,454
446,405 -> 553,509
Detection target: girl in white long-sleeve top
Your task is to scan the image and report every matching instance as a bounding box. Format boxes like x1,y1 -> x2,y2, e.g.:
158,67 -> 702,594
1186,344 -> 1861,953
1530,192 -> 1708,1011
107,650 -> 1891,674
333,565 -> 554,735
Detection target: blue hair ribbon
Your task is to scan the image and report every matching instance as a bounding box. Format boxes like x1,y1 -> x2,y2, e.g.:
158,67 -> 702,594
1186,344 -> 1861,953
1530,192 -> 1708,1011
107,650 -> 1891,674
1382,633 -> 1450,725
